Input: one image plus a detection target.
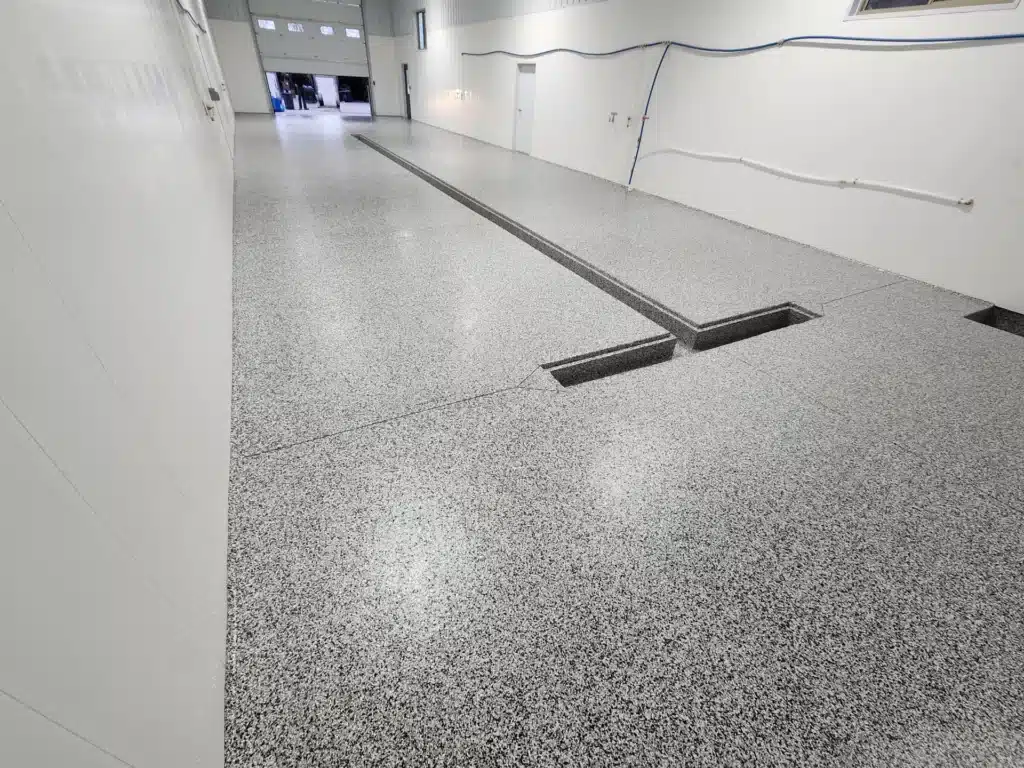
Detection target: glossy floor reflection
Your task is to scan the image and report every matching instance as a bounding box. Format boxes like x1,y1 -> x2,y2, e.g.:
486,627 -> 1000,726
232,114 -> 662,456
227,112 -> 1024,767
359,119 -> 898,324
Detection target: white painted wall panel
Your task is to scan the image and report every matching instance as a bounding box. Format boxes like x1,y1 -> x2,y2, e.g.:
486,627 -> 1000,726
0,400 -> 223,767
207,0 -> 251,22
0,693 -> 127,768
0,0 -> 233,765
364,0 -> 395,35
369,34 -> 404,114
392,0 -> 1024,313
211,19 -> 272,112
391,0 -> 608,35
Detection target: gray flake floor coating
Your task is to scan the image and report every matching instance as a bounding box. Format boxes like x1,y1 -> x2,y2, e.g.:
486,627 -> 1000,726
231,115 -> 662,456
227,112 -> 1024,767
358,120 -> 899,325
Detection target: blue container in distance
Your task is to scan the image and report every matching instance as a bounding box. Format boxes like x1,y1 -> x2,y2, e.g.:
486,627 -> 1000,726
272,97 -> 285,113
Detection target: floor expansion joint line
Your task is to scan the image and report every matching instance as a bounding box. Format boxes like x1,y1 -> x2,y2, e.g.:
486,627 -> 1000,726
515,365 -> 544,388
820,279 -> 908,308
238,387 -> 519,461
355,133 -> 820,352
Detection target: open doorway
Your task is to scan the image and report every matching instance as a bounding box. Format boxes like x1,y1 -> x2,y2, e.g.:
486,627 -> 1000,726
337,75 -> 371,118
266,72 -> 371,117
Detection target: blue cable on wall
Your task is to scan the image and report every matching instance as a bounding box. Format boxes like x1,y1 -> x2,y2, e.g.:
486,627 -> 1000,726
461,32 -> 1024,186
462,32 -> 1024,59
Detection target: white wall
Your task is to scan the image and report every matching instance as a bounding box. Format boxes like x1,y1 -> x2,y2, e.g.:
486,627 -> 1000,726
206,0 -> 250,22
316,74 -> 340,106
388,0 -> 1024,313
184,1 -> 237,147
267,70 -> 282,98
389,0 -> 609,35
369,34 -> 405,114
210,19 -> 272,113
0,0 -> 234,765
364,0 -> 395,36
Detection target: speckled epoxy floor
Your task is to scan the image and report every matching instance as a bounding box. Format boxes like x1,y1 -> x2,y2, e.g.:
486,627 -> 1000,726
358,120 -> 899,325
232,114 -> 662,456
227,112 -> 1024,767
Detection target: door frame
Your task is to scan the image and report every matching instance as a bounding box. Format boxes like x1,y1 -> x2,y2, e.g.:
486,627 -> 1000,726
358,0 -> 377,117
514,62 -> 537,154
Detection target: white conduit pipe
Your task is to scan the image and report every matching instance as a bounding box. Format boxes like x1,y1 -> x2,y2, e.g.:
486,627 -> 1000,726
634,147 -> 974,209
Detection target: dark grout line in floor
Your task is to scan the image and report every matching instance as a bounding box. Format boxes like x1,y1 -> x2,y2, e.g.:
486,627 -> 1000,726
819,279 -> 908,310
237,386 -> 520,462
515,365 -> 544,388
355,134 -> 830,353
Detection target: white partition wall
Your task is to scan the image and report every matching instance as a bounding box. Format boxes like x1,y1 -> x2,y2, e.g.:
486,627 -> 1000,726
207,0 -> 272,113
0,0 -> 234,765
210,18 -> 272,112
368,33 -> 404,115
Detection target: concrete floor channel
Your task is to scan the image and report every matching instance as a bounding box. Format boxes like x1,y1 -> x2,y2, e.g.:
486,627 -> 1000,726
966,305 -> 1024,338
357,133 -> 822,360
227,114 -> 1024,767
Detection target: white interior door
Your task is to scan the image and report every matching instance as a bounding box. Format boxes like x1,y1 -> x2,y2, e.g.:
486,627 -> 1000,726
514,64 -> 536,154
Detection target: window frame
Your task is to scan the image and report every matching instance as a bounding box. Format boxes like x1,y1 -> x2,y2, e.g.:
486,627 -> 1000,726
256,18 -> 275,30
850,0 -> 1019,17
415,9 -> 427,51
320,25 -> 335,35
345,28 -> 361,39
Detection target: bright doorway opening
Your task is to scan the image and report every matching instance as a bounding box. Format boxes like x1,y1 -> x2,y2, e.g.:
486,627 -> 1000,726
266,72 -> 371,117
